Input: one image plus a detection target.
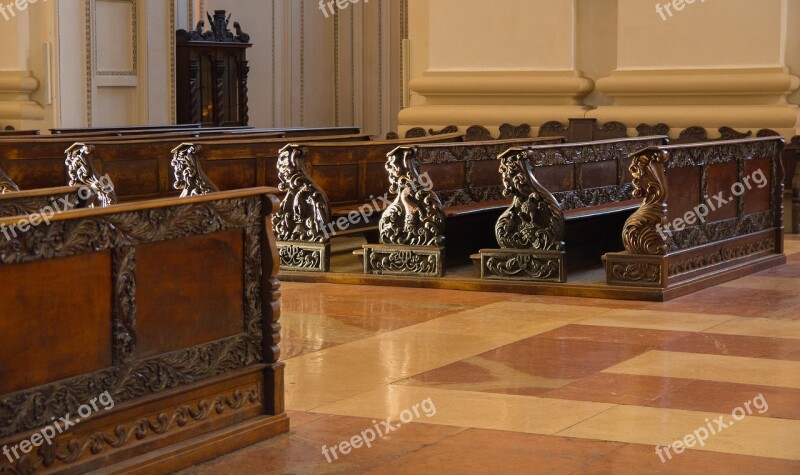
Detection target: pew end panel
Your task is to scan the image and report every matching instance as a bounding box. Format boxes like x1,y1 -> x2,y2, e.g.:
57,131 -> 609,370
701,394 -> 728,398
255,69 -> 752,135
606,137 -> 787,291
477,137 -> 668,282
0,188 -> 287,474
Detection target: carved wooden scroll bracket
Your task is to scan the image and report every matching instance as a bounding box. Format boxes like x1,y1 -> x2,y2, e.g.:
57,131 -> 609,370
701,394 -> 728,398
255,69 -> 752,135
170,144 -> 220,198
363,146 -> 446,277
478,148 -> 566,282
273,145 -> 332,272
622,150 -> 669,256
64,143 -> 119,208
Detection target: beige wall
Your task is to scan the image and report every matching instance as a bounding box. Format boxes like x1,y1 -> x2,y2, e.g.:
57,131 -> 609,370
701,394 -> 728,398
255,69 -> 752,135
400,0 -> 593,135
400,0 -> 800,138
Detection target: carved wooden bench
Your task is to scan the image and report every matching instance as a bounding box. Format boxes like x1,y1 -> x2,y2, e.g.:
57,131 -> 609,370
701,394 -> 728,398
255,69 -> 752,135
0,132 -> 368,198
473,137 -> 668,282
605,136 -> 786,291
272,133 -> 468,272
0,188 -> 286,474
357,136 -> 568,277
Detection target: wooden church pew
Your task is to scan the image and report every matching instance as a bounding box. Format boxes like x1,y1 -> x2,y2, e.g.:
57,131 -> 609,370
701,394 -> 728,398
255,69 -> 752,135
73,133 -> 371,201
605,136 -> 786,295
473,136 -> 669,282
274,135 -> 567,273
0,187 -> 286,474
361,136 -> 661,277
0,132 -> 369,198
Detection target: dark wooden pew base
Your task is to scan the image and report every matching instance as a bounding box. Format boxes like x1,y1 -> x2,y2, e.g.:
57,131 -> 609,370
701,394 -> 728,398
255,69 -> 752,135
281,244 -> 785,302
606,230 -> 782,289
0,365 -> 289,474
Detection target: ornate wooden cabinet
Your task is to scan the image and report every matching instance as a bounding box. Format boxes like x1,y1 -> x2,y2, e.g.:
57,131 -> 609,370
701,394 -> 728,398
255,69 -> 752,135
176,10 -> 251,126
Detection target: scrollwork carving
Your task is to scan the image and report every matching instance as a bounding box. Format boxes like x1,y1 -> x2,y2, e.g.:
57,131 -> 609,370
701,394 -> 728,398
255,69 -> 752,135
484,253 -> 561,281
4,386 -> 260,474
112,247 -> 137,365
404,127 -> 427,139
272,145 -> 331,243
637,123 -> 671,137
611,262 -> 662,284
465,125 -> 492,141
379,147 -> 445,247
367,249 -> 439,275
538,121 -> 568,136
429,125 -> 459,136
170,144 -> 220,197
498,123 -> 532,139
719,127 -> 752,140
678,126 -> 709,143
623,150 -> 669,255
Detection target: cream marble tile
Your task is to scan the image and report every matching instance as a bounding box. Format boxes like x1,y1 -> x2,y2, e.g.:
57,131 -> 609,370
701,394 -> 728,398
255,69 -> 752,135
312,384 -> 615,435
560,404 -> 800,460
393,302 -> 609,338
577,309 -> 736,333
285,330 -> 523,411
783,239 -> 800,256
605,351 -> 800,389
705,317 -> 800,340
285,303 -> 600,410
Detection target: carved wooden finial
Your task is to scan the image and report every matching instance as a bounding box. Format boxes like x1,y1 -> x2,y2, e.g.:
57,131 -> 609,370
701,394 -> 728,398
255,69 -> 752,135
65,143 -> 118,208
170,143 -> 220,198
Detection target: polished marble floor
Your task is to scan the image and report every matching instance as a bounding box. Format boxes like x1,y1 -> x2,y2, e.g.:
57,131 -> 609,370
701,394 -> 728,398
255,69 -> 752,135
182,235 -> 800,474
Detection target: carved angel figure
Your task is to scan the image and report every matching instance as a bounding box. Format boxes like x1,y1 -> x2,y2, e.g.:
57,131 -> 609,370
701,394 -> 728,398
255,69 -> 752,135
170,144 -> 220,198
273,146 -> 331,243
379,148 -> 445,247
494,149 -> 564,251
